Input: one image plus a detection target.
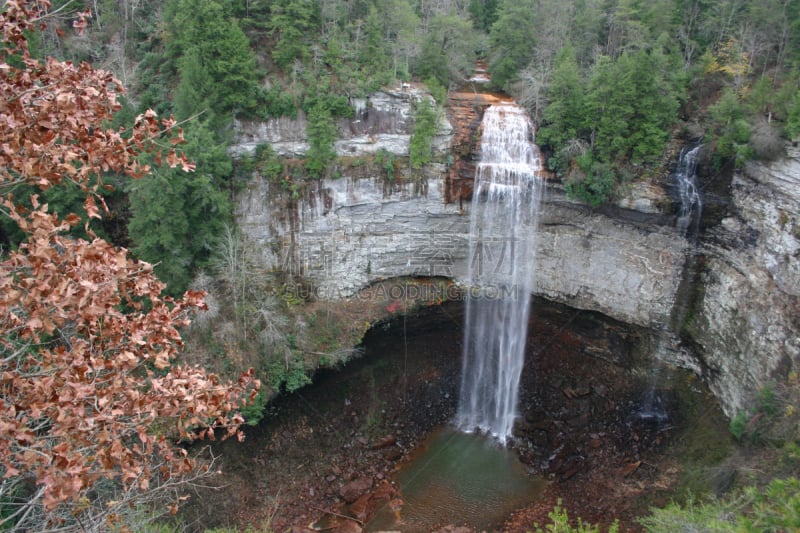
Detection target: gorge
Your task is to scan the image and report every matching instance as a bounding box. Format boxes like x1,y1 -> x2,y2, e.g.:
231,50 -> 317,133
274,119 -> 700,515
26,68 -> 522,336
210,82 -> 800,530
4,2 -> 800,531
234,84 -> 799,420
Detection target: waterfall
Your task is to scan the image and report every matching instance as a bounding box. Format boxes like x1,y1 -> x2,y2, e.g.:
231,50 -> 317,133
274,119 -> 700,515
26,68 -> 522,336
637,144 -> 705,422
456,104 -> 543,444
675,145 -> 703,236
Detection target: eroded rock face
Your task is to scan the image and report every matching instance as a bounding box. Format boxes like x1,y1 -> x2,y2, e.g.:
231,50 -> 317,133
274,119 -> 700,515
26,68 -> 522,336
236,165 -> 468,300
690,146 -> 800,415
230,86 -> 452,159
536,193 -> 687,328
236,172 -> 687,328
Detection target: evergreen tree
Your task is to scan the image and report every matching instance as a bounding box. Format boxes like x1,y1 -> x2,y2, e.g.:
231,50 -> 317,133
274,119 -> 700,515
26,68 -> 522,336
304,99 -> 339,178
409,96 -> 439,169
167,0 -> 258,119
585,55 -> 634,162
128,122 -> 233,295
363,4 -> 390,77
706,87 -> 753,167
269,0 -> 321,69
787,89 -> 800,140
586,50 -> 678,164
414,13 -> 480,87
538,42 -> 587,171
376,0 -> 421,80
488,0 -> 537,88
468,0 -> 499,32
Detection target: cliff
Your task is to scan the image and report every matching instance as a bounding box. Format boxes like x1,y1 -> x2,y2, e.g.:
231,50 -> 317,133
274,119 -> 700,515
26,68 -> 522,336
232,91 -> 799,418
687,146 -> 800,414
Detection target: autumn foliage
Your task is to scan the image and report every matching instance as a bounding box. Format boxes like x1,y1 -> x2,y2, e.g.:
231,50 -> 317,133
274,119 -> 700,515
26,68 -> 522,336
0,1 -> 259,529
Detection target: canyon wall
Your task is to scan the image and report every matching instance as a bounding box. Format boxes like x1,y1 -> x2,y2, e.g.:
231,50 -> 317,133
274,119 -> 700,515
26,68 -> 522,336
688,147 -> 800,414
232,90 -> 799,417
236,170 -> 688,329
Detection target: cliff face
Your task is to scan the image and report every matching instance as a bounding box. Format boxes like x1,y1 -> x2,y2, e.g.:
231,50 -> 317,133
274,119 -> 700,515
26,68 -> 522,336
232,91 -> 799,418
688,147 -> 800,415
230,85 -> 452,159
236,171 -> 686,328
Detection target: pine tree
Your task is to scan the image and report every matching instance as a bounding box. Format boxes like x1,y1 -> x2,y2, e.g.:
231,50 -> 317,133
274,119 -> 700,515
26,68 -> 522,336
538,42 -> 587,171
409,96 -> 439,169
488,0 -> 537,88
168,0 -> 258,118
269,0 -> 321,69
128,122 -> 233,294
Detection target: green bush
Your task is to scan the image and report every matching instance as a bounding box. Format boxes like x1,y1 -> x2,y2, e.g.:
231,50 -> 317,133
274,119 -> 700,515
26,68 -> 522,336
257,85 -> 299,119
639,478 -> 800,533
564,155 -> 616,208
375,148 -> 397,180
426,77 -> 447,106
531,500 -> 619,532
240,388 -> 269,426
728,382 -> 786,445
266,353 -> 311,393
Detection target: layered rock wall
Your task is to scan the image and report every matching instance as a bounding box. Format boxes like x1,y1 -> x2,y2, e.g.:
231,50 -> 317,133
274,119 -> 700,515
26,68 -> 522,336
690,147 -> 800,414
230,86 -> 452,159
232,88 -> 800,417
236,171 -> 688,329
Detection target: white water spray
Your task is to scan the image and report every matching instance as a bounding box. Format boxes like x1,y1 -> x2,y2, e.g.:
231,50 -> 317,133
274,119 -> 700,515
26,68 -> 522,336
456,104 -> 543,444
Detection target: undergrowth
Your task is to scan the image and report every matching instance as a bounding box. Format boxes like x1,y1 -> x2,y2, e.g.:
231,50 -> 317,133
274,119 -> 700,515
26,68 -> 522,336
636,375 -> 800,532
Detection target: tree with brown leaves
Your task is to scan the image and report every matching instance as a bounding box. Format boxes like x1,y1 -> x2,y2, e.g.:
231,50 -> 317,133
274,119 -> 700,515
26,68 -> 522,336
0,1 -> 259,530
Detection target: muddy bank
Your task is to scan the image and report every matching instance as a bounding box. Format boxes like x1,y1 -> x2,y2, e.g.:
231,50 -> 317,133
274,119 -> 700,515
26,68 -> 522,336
179,299 -> 731,532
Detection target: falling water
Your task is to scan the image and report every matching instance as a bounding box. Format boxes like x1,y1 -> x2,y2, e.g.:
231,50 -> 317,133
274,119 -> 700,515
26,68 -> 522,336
456,104 -> 543,444
675,145 -> 703,236
637,144 -> 705,422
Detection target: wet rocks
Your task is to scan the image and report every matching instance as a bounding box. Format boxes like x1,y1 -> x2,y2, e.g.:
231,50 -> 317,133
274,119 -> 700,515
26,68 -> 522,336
370,435 -> 397,449
333,519 -> 363,533
339,476 -> 373,503
688,146 -> 800,416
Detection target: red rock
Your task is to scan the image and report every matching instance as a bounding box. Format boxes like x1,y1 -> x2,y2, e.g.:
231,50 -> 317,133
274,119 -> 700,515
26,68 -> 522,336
339,476 -> 373,503
370,435 -> 397,449
371,481 -> 396,501
349,493 -> 371,521
620,461 -> 641,477
382,448 -> 403,461
333,520 -> 363,533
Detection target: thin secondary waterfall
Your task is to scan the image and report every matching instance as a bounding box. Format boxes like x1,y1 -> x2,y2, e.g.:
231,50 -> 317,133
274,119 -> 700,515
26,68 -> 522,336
456,104 -> 543,444
675,145 -> 703,236
638,144 -> 705,421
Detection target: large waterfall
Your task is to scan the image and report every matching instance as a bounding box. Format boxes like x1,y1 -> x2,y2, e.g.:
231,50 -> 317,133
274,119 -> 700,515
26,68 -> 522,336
456,104 -> 543,444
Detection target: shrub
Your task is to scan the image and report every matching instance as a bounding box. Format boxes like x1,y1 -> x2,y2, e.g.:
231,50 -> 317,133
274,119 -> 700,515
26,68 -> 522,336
639,478 -> 800,532
565,155 -> 616,208
532,500 -> 619,532
749,118 -> 785,160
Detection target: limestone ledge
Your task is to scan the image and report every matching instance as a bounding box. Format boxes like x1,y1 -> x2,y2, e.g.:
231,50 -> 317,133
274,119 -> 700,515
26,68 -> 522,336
230,86 -> 453,159
236,170 -> 689,331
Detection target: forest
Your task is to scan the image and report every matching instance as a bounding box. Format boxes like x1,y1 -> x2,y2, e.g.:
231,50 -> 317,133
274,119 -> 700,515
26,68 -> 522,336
7,0 -> 800,291
1,0 -> 800,531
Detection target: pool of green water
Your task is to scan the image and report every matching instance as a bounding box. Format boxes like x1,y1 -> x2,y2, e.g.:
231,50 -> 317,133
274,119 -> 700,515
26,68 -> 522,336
366,426 -> 545,531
